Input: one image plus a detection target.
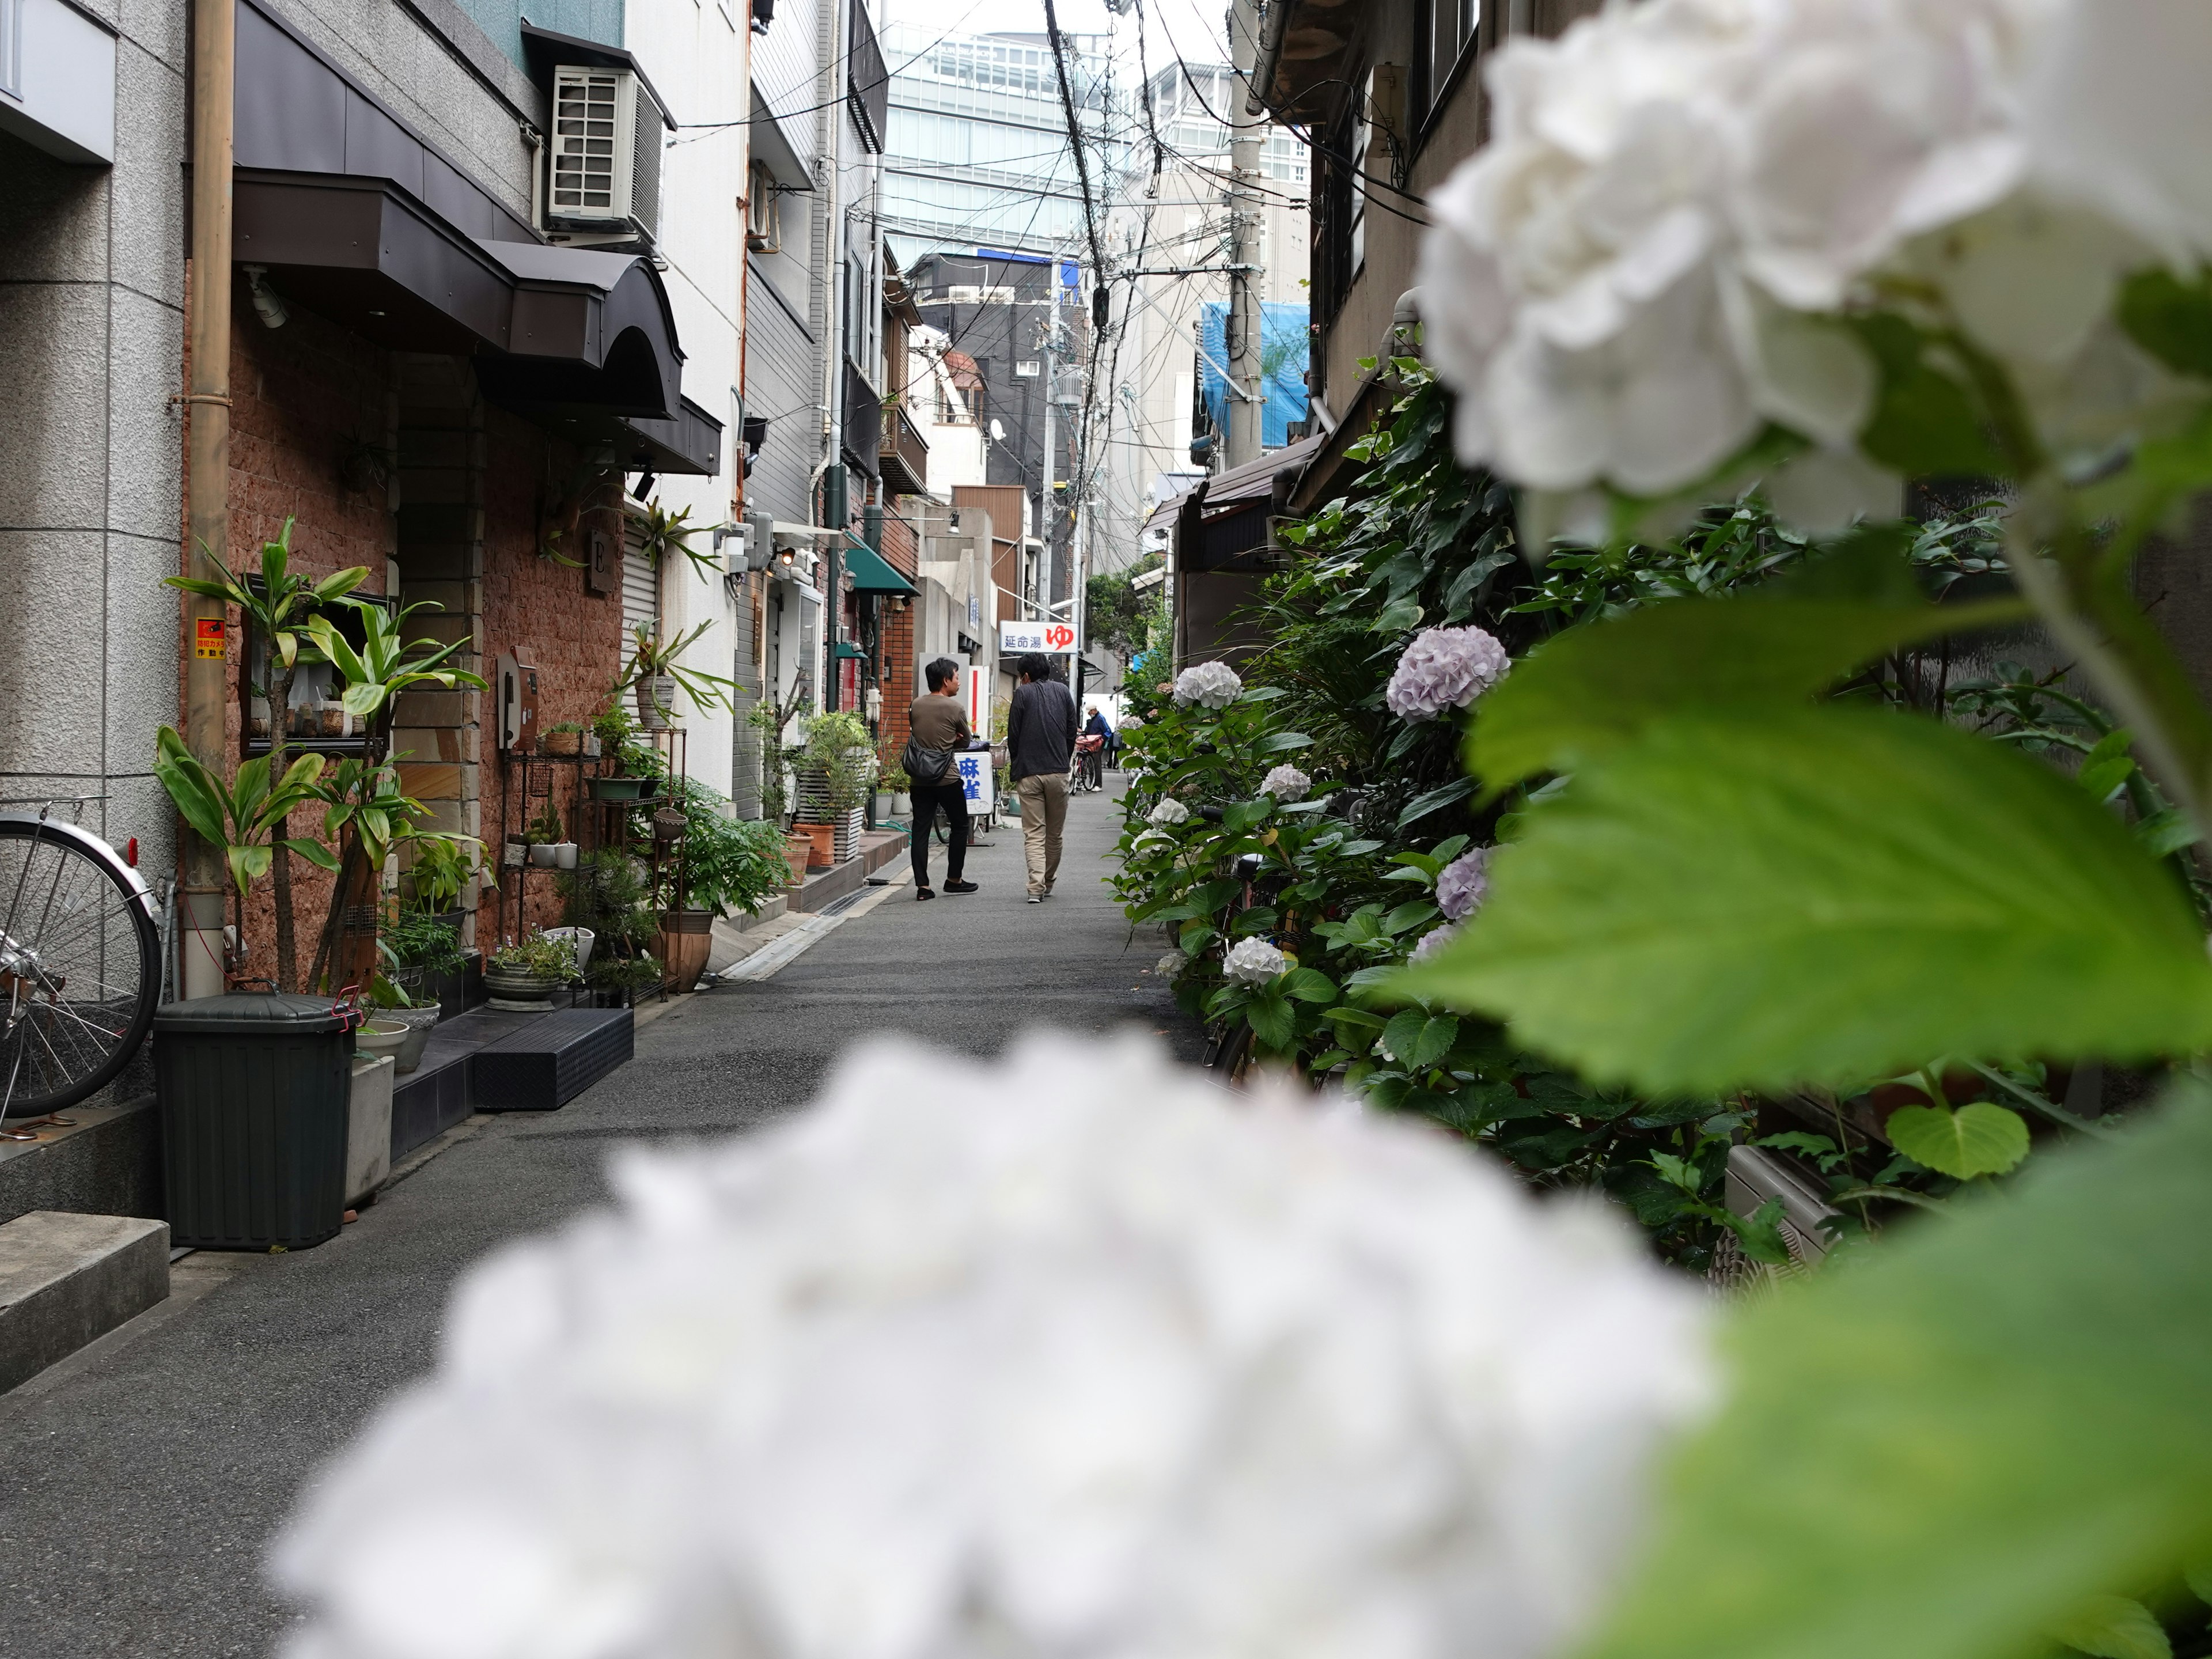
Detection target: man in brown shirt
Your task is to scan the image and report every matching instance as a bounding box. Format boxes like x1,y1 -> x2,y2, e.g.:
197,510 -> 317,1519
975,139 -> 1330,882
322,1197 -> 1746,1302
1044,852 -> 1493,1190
906,657 -> 978,899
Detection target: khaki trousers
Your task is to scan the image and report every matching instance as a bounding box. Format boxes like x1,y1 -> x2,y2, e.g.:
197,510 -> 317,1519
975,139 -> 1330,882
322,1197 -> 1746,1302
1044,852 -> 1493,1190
1016,773 -> 1069,896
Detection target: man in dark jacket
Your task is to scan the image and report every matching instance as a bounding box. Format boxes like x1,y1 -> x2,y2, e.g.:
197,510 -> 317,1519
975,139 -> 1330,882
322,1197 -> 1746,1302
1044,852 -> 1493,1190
1006,653 -> 1079,901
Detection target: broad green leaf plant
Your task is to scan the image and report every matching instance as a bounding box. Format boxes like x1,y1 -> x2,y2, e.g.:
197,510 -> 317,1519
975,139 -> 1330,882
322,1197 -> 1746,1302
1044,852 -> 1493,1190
165,517 -> 367,991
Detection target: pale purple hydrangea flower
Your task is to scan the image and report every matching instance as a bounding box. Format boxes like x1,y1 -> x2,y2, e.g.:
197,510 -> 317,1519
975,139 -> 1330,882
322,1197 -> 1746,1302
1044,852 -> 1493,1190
1436,847 -> 1493,922
1223,937 -> 1289,984
1385,627 -> 1512,722
1173,661 -> 1244,710
1409,924 -> 1460,965
1260,764 -> 1311,802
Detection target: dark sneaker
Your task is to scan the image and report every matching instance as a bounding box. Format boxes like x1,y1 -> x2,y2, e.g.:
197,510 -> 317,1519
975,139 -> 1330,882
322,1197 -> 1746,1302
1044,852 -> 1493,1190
916,888 -> 936,901
945,879 -> 979,893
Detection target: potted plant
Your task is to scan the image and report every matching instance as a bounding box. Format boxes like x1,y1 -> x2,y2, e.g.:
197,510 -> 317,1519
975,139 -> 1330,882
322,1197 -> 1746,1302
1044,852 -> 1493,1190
585,952 -> 662,1009
878,762 -> 911,818
622,620 -> 738,732
657,780 -> 792,992
556,850 -> 658,1003
589,703 -> 668,801
482,935 -> 574,1009
372,910 -> 460,1068
525,801 -> 564,867
406,835 -> 475,926
796,711 -> 874,865
542,720 -> 584,758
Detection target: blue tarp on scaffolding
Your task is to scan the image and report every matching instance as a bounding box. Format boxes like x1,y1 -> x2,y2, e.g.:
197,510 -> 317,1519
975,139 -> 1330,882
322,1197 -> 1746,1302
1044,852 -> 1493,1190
1199,301 -> 1310,451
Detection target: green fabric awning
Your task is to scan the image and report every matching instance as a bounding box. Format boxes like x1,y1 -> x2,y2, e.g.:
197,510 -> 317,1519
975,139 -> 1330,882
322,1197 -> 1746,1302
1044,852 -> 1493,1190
842,541 -> 916,594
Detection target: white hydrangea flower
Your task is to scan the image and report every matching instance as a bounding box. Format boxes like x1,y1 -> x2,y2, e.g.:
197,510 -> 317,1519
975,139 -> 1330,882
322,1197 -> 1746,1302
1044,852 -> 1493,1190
272,1033 -> 1713,1659
1260,764 -> 1311,802
1155,953 -> 1184,976
1148,797 -> 1191,827
1222,937 -> 1290,984
1437,848 -> 1494,923
1173,662 -> 1244,710
1131,830 -> 1175,858
1409,924 -> 1461,965
1414,0 -> 2210,510
1386,628 -> 1513,722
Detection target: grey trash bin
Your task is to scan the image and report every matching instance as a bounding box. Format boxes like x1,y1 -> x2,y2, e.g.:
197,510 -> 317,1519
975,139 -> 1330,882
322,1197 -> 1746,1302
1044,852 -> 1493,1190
154,991 -> 356,1250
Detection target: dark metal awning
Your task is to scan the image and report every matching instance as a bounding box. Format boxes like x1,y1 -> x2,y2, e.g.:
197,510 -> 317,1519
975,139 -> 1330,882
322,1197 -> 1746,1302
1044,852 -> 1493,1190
841,541 -> 918,595
229,0 -> 711,465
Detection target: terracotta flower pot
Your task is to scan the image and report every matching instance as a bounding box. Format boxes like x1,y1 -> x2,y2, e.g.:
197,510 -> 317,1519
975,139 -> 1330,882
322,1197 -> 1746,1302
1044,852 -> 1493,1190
657,909 -> 714,993
791,823 -> 835,870
544,729 -> 582,757
782,834 -> 813,885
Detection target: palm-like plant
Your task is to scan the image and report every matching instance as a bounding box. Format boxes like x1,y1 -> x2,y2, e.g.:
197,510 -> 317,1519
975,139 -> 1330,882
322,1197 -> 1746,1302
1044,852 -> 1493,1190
302,599 -> 487,991
151,728 -> 336,981
164,518 -> 368,991
623,621 -> 739,724
628,499 -> 721,581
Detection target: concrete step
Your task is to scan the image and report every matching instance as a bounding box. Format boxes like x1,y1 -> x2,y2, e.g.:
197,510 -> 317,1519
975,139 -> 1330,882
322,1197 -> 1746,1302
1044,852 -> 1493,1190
0,1211 -> 169,1393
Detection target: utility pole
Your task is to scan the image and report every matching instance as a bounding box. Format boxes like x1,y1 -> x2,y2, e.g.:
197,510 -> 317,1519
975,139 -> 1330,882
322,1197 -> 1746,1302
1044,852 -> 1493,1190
1038,265 -> 1058,620
1225,0 -> 1264,470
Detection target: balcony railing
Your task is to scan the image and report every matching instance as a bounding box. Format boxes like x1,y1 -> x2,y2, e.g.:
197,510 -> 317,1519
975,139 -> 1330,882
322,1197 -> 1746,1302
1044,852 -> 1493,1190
880,402 -> 929,495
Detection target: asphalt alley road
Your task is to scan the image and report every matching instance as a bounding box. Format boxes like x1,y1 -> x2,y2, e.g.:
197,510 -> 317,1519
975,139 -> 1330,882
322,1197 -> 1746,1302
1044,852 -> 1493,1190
0,778 -> 1195,1659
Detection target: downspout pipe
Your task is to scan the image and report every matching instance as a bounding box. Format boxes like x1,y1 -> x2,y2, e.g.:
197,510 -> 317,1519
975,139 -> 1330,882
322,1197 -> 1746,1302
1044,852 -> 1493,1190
181,0 -> 236,999
1245,0 -> 1286,116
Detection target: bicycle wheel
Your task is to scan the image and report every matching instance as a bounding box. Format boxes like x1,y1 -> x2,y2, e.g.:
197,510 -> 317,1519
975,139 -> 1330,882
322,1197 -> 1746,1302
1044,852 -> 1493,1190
0,819 -> 161,1121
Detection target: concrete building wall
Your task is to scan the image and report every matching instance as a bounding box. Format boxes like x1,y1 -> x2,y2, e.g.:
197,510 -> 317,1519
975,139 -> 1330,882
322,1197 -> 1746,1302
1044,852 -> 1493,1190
0,2 -> 186,874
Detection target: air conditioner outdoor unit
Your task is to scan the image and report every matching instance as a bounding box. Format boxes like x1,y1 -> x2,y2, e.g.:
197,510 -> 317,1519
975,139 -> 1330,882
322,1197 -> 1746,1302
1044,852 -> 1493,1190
745,162 -> 781,253
546,63 -> 664,243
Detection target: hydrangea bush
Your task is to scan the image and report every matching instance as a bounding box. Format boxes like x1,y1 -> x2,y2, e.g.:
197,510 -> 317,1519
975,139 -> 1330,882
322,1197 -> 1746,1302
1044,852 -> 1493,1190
1385,627 -> 1512,722
1173,661 -> 1244,710
275,1035 -> 1714,1659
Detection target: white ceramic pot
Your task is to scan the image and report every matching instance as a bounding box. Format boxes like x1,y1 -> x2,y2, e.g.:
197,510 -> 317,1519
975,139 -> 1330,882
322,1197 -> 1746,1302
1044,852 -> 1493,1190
541,926 -> 596,974
892,791 -> 911,815
636,675 -> 678,729
384,1005 -> 442,1074
354,1018 -> 410,1067
552,840 -> 579,869
873,793 -> 894,819
528,842 -> 560,868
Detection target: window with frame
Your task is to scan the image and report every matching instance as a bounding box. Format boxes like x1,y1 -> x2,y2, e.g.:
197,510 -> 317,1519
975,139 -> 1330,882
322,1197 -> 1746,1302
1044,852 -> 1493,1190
1412,0 -> 1479,134
240,591 -> 401,757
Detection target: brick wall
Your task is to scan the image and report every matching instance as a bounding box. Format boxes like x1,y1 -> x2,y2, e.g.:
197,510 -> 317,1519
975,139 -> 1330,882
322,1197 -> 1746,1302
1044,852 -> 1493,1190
877,495 -> 921,761
217,294 -> 394,987
478,406 -> 624,943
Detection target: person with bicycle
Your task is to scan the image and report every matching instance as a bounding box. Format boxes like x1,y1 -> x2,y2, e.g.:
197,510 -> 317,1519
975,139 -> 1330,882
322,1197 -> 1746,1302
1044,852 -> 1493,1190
1007,653 -> 1080,902
904,658 -> 979,901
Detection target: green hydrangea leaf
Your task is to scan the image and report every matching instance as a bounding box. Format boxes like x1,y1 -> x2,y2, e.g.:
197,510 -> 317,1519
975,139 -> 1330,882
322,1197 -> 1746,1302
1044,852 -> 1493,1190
2047,1596 -> 2173,1659
1411,707 -> 2212,1094
2117,266 -> 2212,380
1576,1088 -> 2212,1659
1468,532 -> 2025,793
1886,1103 -> 2031,1180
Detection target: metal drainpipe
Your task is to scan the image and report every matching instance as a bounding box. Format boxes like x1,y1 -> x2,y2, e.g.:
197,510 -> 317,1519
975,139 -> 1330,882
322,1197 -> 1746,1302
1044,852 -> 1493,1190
181,0 -> 237,1000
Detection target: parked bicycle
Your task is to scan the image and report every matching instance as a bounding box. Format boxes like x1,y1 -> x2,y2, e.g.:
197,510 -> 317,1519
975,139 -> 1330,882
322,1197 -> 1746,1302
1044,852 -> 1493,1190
1069,733 -> 1106,795
0,801 -> 161,1134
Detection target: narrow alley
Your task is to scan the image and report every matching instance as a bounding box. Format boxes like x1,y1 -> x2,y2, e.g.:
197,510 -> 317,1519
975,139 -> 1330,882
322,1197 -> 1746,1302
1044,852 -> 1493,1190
0,789 -> 1188,1659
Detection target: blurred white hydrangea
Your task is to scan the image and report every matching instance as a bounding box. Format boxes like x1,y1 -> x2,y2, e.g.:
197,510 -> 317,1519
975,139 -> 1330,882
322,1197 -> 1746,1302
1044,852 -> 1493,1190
1260,764 -> 1312,802
1173,662 -> 1244,710
1154,953 -> 1184,976
1386,628 -> 1512,722
1148,797 -> 1191,827
1131,830 -> 1175,859
1222,937 -> 1290,984
271,1033 -> 1713,1659
1437,848 -> 1493,923
1414,0 -> 2209,520
1409,925 -> 1461,965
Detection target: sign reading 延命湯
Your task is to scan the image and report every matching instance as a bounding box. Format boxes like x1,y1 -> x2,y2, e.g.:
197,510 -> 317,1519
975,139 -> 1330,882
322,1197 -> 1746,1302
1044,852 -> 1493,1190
998,620 -> 1078,654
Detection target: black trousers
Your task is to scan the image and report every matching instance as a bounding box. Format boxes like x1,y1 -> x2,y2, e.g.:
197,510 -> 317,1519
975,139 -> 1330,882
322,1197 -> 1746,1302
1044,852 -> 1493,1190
910,782 -> 969,887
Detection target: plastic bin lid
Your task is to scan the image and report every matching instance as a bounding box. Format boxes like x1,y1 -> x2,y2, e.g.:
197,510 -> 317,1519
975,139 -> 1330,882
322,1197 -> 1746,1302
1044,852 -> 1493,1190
153,991 -> 355,1037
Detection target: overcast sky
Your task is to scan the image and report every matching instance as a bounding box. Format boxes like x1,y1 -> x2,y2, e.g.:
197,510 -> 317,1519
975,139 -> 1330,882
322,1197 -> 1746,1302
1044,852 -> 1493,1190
884,0 -> 1233,72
